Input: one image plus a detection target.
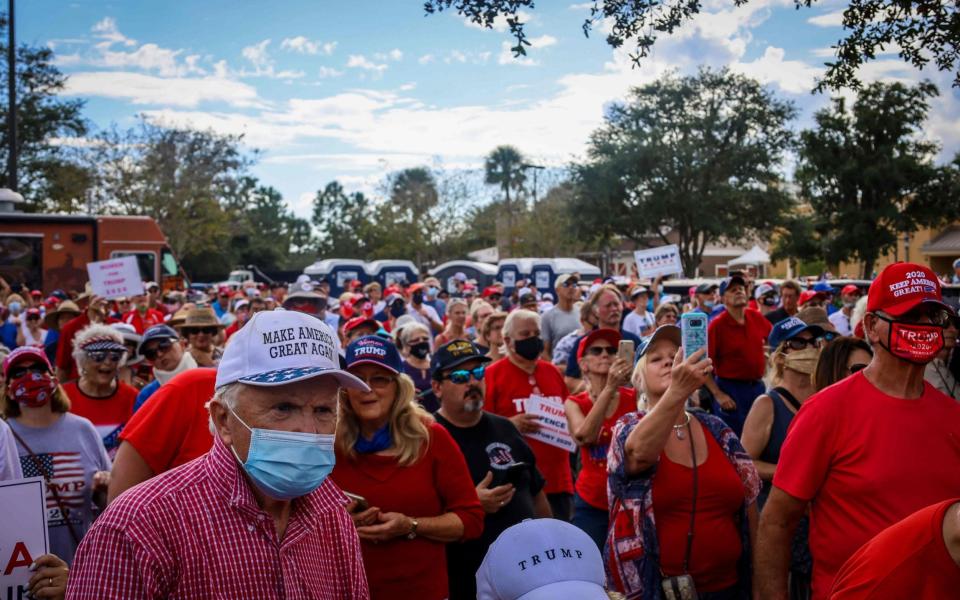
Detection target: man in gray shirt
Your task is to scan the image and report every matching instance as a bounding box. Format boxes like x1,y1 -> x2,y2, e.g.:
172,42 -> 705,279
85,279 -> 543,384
541,273 -> 581,358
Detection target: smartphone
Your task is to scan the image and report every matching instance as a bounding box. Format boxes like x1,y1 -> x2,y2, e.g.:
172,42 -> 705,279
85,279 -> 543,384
618,339 -> 635,364
681,312 -> 709,361
343,491 -> 369,512
504,462 -> 528,487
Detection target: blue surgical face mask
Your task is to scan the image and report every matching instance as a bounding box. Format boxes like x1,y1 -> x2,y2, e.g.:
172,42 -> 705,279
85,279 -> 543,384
229,407 -> 336,500
427,286 -> 439,299
703,300 -> 715,310
8,302 -> 21,314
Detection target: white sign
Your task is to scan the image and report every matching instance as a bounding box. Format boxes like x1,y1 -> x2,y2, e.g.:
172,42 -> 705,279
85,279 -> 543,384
501,271 -> 516,288
524,396 -> 576,453
534,271 -> 550,290
633,244 -> 684,278
0,477 -> 49,599
383,271 -> 407,286
86,256 -> 144,299
336,270 -> 360,289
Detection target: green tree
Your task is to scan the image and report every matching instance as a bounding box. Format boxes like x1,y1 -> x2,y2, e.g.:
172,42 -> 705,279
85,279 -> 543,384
311,181 -> 377,258
425,0 -> 960,90
229,184 -> 312,272
0,13 -> 89,211
484,145 -> 527,257
570,68 -> 796,276
86,119 -> 251,277
790,80 -> 958,277
514,182 -> 582,256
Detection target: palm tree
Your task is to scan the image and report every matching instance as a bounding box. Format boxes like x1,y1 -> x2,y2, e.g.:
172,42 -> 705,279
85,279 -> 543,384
484,145 -> 527,255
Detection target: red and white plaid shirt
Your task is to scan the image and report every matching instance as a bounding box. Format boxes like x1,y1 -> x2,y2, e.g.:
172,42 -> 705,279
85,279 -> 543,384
66,435 -> 369,599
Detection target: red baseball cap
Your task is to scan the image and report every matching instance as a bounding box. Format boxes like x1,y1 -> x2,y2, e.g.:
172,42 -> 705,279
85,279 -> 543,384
408,283 -> 425,293
840,284 -> 860,296
481,286 -> 501,298
867,262 -> 949,317
344,316 -> 380,334
2,346 -> 53,379
576,328 -> 622,361
798,290 -> 825,306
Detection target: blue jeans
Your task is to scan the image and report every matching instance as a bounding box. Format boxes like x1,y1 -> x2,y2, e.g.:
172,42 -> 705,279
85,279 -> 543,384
711,377 -> 765,437
572,493 -> 608,550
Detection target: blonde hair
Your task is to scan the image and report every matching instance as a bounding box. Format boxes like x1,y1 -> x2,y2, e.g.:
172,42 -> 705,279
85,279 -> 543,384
482,310 -> 507,338
766,342 -> 788,386
336,373 -> 433,467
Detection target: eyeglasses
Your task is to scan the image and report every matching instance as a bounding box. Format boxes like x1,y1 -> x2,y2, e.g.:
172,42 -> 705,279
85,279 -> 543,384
848,363 -> 868,374
785,337 -> 819,350
8,364 -> 48,379
186,327 -> 219,336
86,350 -> 124,363
356,375 -> 396,389
560,280 -> 579,288
587,346 -> 617,356
819,331 -> 838,343
875,309 -> 951,327
444,366 -> 486,384
142,340 -> 174,360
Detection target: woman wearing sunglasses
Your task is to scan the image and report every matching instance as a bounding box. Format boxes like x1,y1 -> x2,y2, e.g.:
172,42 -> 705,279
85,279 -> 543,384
563,328 -> 635,549
61,325 -> 138,458
3,346 -> 111,573
741,317 -> 826,600
331,335 -> 483,600
812,336 -> 874,392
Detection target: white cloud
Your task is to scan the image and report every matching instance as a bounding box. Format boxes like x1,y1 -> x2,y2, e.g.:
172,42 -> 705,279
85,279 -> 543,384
346,54 -> 388,73
240,39 -> 305,79
528,35 -> 558,49
568,2 -> 594,9
100,43 -> 185,77
732,46 -> 823,94
91,17 -> 136,47
808,10 -> 845,27
317,66 -> 343,78
399,83 -> 416,91
372,49 -> 403,61
280,37 -> 337,55
498,42 -> 539,66
418,54 -> 435,65
62,71 -> 263,108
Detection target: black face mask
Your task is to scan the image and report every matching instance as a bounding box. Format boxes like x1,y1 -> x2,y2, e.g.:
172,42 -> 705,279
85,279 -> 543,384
513,336 -> 544,361
762,295 -> 779,307
412,292 -> 424,304
409,342 -> 430,360
390,301 -> 406,318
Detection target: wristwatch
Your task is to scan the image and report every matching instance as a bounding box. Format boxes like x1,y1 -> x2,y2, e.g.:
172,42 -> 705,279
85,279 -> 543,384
406,518 -> 419,540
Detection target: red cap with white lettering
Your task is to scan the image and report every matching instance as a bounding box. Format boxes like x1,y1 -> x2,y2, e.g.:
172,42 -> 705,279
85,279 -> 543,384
867,262 -> 948,317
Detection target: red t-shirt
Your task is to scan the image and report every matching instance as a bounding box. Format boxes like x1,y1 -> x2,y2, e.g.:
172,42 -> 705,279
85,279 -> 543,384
652,430 -> 745,592
484,357 -> 573,495
63,380 -> 137,457
55,313 -> 91,381
122,309 -> 166,334
119,368 -> 215,474
708,308 -> 771,380
830,498 -> 960,599
774,372 -> 960,599
568,388 -> 636,509
331,422 -> 484,600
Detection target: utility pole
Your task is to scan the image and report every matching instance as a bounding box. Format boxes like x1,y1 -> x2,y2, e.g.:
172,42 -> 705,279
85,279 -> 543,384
7,0 -> 16,191
521,163 -> 545,208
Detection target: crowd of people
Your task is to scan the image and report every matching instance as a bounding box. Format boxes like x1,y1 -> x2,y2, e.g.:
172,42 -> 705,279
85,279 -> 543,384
0,261 -> 958,599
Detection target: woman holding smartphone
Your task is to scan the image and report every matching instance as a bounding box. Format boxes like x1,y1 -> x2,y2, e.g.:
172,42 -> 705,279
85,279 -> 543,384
331,335 -> 484,600
606,325 -> 760,600
564,329 -> 636,549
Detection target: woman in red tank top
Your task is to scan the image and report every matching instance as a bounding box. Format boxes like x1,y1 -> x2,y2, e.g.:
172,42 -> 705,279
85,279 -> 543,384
564,328 -> 636,549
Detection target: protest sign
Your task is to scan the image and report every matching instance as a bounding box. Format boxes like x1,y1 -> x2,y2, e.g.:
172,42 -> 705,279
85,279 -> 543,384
524,396 -> 576,453
633,245 -> 684,278
0,477 -> 49,599
86,256 -> 144,299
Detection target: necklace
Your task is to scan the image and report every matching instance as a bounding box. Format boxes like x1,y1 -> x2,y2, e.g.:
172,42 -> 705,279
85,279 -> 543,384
673,411 -> 691,440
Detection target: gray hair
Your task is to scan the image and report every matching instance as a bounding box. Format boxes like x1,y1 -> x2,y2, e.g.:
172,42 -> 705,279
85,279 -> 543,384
207,382 -> 241,434
399,322 -> 431,345
501,309 -> 540,340
72,323 -> 128,370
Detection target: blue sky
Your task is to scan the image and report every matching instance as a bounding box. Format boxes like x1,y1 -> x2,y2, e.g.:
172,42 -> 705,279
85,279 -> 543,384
21,0 -> 960,219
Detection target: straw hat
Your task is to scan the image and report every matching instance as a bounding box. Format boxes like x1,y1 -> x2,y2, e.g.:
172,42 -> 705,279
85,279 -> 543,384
167,306 -> 191,329
177,307 -> 225,332
44,300 -> 81,331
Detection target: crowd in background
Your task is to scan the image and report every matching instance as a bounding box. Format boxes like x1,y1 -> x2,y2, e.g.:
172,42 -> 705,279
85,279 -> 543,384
0,261 -> 958,600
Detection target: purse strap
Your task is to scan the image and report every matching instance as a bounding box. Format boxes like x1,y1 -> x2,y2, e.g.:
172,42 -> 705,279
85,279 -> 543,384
682,415 -> 698,574
7,421 -> 83,546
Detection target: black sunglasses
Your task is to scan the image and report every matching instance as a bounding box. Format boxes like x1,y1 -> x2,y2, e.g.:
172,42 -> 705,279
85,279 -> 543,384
8,364 -> 48,379
186,327 -> 219,336
587,346 -> 617,356
785,337 -> 819,350
142,340 -> 174,361
561,279 -> 579,288
86,350 -> 124,363
444,366 -> 486,384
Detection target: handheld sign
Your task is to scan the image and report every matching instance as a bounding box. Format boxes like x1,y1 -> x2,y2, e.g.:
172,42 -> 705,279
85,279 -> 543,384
0,477 -> 49,599
86,255 -> 144,299
633,245 -> 683,279
523,396 -> 576,453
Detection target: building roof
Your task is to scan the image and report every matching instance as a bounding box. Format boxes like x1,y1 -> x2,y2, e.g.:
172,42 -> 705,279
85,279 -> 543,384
922,226 -> 960,256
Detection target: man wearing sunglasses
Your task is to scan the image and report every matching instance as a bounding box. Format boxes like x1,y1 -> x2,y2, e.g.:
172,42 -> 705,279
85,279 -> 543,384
130,325 -> 197,413
432,340 -> 551,600
541,273 -> 581,359
757,262 -> 960,600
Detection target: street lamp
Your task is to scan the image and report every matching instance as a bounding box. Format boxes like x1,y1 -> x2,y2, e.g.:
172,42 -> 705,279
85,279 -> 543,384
7,0 -> 16,192
521,163 -> 545,208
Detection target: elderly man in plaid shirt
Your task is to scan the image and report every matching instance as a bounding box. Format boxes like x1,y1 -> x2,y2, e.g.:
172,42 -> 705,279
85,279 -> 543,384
66,310 -> 372,599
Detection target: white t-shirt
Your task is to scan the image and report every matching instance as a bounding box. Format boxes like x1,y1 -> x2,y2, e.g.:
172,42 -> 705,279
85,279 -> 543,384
407,304 -> 440,333
623,310 -> 656,338
20,321 -> 47,347
828,310 -> 852,336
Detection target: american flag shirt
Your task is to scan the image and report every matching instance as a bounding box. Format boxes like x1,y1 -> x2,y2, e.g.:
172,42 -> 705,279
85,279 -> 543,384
9,413 -> 112,565
66,435 -> 370,600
